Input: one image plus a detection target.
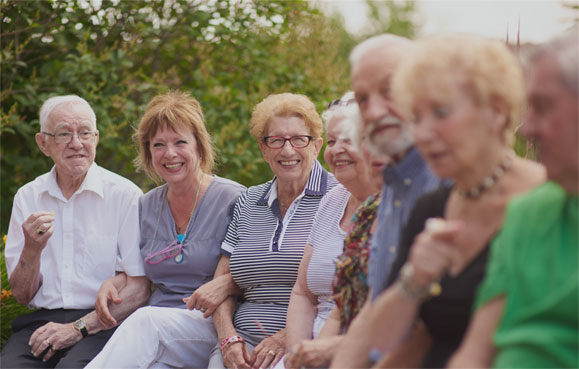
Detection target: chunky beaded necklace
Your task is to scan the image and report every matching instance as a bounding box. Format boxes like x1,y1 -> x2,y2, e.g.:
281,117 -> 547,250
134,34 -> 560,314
456,152 -> 514,199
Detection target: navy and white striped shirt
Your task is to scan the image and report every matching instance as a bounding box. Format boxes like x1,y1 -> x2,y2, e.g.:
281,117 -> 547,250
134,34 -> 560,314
222,160 -> 338,339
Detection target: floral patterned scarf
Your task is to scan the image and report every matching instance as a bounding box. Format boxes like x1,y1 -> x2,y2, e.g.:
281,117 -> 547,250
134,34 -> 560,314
333,192 -> 381,330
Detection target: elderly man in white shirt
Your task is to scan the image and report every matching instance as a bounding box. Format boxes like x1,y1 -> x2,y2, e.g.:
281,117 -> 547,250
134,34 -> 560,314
1,95 -> 150,368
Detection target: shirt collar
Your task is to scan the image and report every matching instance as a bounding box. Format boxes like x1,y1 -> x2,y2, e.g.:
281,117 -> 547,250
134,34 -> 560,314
257,160 -> 329,206
383,146 -> 430,184
45,162 -> 104,200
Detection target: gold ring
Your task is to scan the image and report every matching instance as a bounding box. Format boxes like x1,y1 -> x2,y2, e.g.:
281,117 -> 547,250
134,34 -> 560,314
50,346 -> 57,352
45,339 -> 51,346
429,281 -> 442,296
267,350 -> 275,356
37,227 -> 46,235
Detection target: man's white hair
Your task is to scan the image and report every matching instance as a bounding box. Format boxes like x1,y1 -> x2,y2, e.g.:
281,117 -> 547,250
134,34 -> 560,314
39,95 -> 96,131
349,33 -> 413,68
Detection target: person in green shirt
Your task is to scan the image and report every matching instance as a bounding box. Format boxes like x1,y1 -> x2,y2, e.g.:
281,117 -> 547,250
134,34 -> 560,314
449,29 -> 578,368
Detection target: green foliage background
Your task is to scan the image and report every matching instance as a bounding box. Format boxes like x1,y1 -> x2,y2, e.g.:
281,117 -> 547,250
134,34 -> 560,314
0,0 -> 416,345
1,0 -> 416,231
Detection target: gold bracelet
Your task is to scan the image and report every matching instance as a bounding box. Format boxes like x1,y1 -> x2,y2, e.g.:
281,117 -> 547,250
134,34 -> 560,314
397,264 -> 442,302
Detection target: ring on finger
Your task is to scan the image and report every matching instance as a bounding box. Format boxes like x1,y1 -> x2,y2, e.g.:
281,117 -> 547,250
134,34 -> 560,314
37,227 -> 46,235
45,338 -> 51,346
267,350 -> 275,356
50,346 -> 57,352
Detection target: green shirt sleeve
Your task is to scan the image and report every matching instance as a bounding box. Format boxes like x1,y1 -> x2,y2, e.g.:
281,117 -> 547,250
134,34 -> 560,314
474,216 -> 511,310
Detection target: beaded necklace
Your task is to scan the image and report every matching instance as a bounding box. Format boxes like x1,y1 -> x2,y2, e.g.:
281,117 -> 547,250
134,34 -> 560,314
456,152 -> 514,199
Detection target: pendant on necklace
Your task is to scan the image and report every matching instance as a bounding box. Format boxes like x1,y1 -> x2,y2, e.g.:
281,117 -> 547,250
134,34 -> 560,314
176,233 -> 185,263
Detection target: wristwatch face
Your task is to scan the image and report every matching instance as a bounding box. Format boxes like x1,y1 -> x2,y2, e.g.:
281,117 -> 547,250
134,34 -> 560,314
74,319 -> 86,330
73,319 -> 88,337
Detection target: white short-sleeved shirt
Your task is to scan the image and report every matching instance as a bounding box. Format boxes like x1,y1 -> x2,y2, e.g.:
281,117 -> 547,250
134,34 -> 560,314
306,184 -> 350,335
5,162 -> 145,310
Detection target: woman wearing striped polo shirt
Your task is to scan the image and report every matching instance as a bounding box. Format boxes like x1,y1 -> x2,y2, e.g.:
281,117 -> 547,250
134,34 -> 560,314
193,93 -> 338,369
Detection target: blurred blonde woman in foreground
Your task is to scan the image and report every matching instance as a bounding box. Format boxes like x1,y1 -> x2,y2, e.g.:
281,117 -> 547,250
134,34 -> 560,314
344,34 -> 545,368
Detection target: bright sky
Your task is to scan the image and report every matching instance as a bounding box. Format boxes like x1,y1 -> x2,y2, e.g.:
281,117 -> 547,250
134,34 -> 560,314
324,0 -> 577,43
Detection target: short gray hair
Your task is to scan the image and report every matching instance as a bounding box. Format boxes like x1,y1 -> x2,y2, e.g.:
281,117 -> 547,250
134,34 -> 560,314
39,95 -> 97,131
528,27 -> 578,96
349,33 -> 413,68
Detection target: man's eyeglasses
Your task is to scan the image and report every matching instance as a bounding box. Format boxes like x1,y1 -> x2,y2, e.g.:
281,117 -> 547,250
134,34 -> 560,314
327,98 -> 356,110
42,130 -> 98,145
263,135 -> 313,149
144,239 -> 183,265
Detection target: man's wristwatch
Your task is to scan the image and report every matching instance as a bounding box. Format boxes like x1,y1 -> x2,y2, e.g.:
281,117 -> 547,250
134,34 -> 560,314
73,319 -> 88,338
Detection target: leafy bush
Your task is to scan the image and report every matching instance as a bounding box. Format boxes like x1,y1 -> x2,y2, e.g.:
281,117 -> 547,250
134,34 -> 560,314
1,0 -> 355,229
1,0 -> 418,233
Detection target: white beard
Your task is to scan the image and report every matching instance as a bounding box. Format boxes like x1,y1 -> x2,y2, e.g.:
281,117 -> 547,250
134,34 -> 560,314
365,117 -> 414,157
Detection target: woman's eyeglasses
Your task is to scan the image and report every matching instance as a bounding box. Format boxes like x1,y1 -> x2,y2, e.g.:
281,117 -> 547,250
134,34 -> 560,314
263,135 -> 313,149
145,239 -> 183,265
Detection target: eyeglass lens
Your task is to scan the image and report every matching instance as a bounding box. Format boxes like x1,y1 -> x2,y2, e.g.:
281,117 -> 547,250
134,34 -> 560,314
328,99 -> 341,109
327,98 -> 356,110
53,131 -> 97,144
264,136 -> 311,149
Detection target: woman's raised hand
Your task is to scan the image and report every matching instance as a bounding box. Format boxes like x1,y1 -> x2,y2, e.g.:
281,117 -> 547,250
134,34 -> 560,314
407,218 -> 463,289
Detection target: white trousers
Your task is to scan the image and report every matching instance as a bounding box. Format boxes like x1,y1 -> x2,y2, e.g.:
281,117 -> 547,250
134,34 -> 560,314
86,306 -> 217,369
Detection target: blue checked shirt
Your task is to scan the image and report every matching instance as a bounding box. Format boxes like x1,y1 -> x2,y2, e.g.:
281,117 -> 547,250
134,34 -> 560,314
368,147 -> 447,301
